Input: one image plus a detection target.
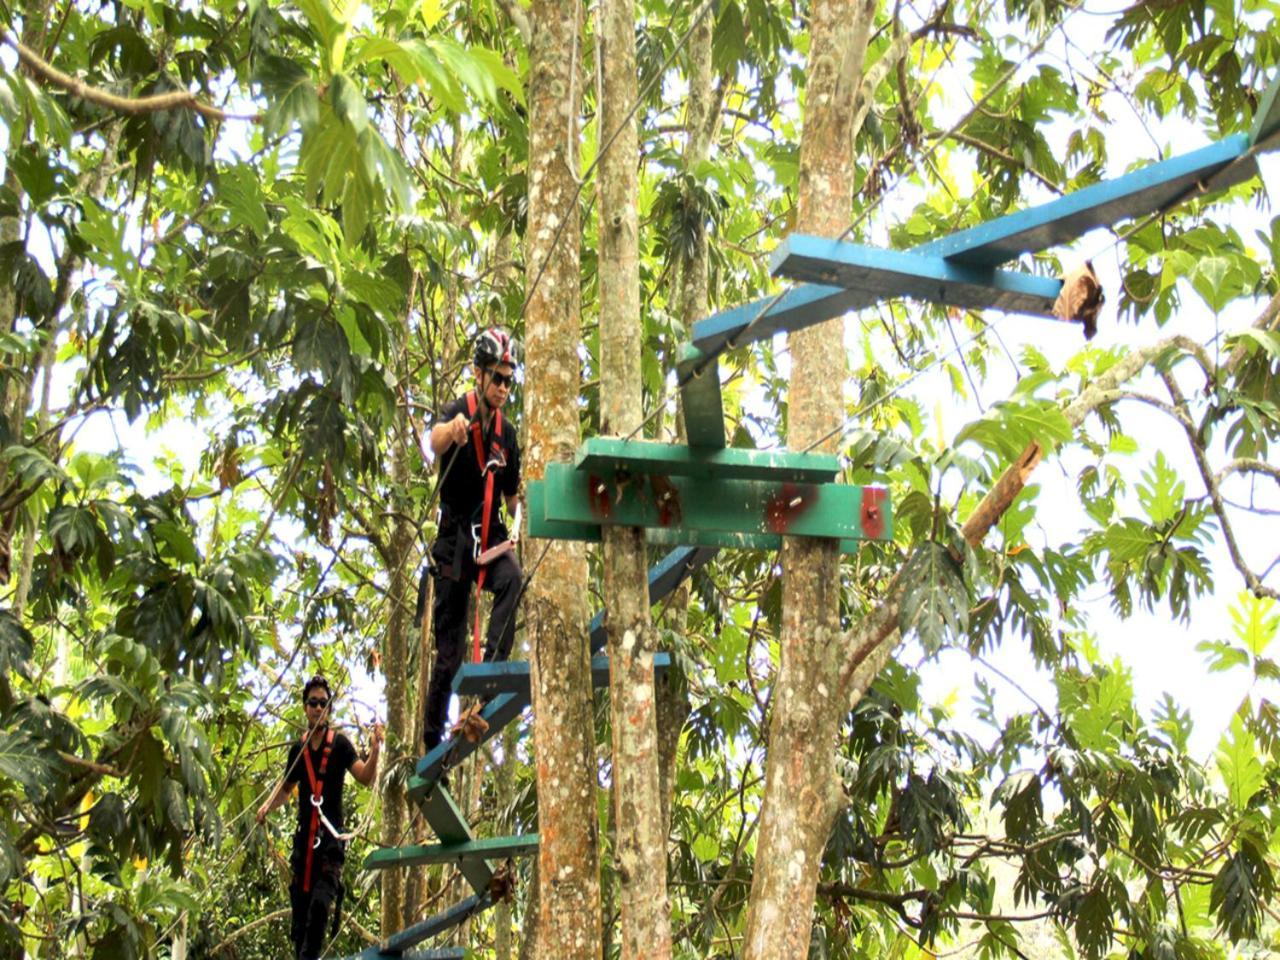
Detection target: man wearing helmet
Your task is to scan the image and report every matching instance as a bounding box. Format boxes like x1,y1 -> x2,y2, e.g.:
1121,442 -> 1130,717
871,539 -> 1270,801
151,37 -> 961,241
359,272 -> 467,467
421,327 -> 523,754
256,675 -> 382,960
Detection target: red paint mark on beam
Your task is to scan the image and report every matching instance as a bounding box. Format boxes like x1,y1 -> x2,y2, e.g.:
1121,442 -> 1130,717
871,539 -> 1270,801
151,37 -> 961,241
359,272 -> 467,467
861,487 -> 887,539
587,474 -> 612,519
650,476 -> 682,526
764,483 -> 817,533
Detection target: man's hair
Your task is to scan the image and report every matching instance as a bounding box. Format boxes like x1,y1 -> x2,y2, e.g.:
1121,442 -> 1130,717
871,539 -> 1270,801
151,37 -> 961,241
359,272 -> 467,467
302,675 -> 332,702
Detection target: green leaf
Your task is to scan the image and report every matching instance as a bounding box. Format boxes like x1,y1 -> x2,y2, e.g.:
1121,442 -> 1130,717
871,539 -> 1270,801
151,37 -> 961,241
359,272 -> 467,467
898,542 -> 969,654
1215,714 -> 1263,809
0,731 -> 50,790
217,164 -> 269,237
1136,450 -> 1184,525
327,73 -> 369,135
256,55 -> 320,138
1230,592 -> 1278,658
691,834 -> 720,863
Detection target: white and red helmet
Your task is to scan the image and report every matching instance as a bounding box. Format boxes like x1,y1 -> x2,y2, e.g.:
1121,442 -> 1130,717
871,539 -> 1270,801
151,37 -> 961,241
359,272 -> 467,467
475,327 -> 520,369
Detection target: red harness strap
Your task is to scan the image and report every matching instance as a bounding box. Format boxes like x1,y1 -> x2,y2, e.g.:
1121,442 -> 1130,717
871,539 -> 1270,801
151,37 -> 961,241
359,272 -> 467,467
466,392 -> 504,664
300,728 -> 335,893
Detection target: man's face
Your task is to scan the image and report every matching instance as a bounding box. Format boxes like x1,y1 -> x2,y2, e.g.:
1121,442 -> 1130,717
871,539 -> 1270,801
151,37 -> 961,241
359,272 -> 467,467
305,688 -> 331,728
479,362 -> 515,408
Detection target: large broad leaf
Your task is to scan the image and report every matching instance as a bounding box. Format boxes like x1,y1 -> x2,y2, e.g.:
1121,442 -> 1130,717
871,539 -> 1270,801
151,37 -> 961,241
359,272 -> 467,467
1230,592 -> 1278,659
0,731 -> 50,791
256,55 -> 320,138
898,542 -> 969,654
1215,714 -> 1264,809
217,164 -> 269,237
1136,450 -> 1184,525
954,398 -> 1072,464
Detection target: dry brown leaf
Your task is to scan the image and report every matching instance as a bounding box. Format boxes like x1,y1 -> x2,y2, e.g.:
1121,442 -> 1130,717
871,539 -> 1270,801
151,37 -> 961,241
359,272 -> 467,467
490,859 -> 518,903
1053,260 -> 1105,339
450,702 -> 490,743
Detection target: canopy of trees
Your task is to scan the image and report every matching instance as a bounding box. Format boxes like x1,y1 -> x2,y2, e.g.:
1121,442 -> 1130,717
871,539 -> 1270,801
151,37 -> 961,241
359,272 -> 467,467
1,0 -> 1278,956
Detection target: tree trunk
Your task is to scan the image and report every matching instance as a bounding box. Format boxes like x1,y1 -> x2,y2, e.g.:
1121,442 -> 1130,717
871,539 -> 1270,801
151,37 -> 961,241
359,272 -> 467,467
742,1 -> 877,956
379,340 -> 419,934
596,0 -> 673,955
525,0 -> 601,956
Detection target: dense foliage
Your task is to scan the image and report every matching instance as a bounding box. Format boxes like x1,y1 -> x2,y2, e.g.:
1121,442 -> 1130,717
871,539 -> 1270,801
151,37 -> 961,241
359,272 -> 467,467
1,0 -> 1278,956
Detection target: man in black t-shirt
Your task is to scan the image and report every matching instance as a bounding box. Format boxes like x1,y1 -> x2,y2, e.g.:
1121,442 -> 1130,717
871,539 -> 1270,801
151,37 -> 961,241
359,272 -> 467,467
256,676 -> 381,960
421,327 -> 523,754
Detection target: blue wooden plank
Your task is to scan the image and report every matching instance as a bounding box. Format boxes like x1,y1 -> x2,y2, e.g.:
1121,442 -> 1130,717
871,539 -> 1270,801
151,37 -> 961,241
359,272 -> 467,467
588,545 -> 716,653
689,136 -> 1260,359
379,894 -> 493,954
690,283 -> 868,358
1252,76 -> 1280,149
675,344 -> 726,448
410,692 -> 526,794
933,135 -> 1255,266
352,946 -> 467,960
770,235 -> 1061,317
455,653 -> 671,697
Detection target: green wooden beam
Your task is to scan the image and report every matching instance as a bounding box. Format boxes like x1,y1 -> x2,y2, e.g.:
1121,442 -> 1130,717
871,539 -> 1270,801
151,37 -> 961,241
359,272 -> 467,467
541,462 -> 892,542
1252,74 -> 1280,149
364,834 -> 540,871
676,343 -> 726,449
574,437 -> 840,483
412,785 -> 491,894
527,481 -> 886,551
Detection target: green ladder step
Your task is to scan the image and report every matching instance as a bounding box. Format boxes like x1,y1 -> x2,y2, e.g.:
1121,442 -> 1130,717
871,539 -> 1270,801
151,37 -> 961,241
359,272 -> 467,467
574,437 -> 839,483
365,834 -> 540,871
410,784 -> 491,894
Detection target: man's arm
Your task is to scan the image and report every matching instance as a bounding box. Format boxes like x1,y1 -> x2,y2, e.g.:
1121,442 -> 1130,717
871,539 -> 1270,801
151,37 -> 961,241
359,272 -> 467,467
429,413 -> 470,457
351,724 -> 383,786
255,779 -> 295,824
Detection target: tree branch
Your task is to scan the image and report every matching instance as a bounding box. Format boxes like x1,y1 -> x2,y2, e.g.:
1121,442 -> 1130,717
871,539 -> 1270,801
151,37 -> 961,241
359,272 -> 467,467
2,32 -> 259,122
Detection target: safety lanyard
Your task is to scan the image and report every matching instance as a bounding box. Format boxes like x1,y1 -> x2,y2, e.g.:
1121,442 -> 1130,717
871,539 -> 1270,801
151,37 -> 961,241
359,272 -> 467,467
300,728 -> 334,892
466,392 -> 503,663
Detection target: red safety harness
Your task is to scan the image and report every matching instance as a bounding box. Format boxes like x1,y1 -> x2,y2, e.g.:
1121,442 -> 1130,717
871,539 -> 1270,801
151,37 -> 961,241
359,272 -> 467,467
300,728 -> 335,893
466,391 -> 504,664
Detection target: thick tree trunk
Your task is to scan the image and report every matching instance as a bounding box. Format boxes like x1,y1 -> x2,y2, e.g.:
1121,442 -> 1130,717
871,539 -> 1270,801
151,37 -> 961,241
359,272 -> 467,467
596,0 -> 673,955
742,1 -> 877,956
525,0 -> 601,956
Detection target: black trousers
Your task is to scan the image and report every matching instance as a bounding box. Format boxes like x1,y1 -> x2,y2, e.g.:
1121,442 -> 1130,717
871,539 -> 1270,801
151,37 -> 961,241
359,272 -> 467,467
289,856 -> 342,960
422,548 -> 522,751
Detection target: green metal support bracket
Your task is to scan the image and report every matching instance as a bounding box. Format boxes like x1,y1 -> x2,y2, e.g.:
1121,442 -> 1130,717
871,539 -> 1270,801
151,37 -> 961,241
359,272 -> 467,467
574,437 -> 840,483
676,343 -> 726,449
364,834 -> 541,871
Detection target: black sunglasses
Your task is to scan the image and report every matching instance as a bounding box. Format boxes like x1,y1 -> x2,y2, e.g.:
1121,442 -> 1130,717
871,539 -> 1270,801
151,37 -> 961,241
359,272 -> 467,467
306,697 -> 329,708
485,369 -> 515,388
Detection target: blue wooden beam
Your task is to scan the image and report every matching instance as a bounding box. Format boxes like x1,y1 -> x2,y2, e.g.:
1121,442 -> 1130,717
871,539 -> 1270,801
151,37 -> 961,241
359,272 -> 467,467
350,946 -> 467,960
1252,75 -> 1280,150
770,235 -> 1061,317
377,894 -> 493,955
933,135 -> 1256,266
455,652 -> 671,698
689,135 -> 1263,360
410,692 -> 526,796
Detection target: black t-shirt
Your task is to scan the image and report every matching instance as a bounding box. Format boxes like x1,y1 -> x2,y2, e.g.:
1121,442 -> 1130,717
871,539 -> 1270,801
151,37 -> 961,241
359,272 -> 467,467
433,393 -> 521,528
285,730 -> 357,852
